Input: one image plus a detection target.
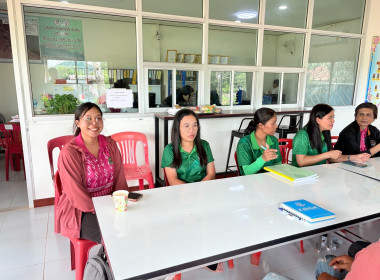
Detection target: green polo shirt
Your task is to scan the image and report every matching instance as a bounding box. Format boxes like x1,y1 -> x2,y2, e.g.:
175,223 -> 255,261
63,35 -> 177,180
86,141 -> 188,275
161,140 -> 214,183
292,127 -> 328,167
236,131 -> 282,175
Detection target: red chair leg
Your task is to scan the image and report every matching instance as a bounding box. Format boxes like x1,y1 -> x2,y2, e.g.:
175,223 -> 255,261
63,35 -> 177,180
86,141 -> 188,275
138,179 -> 144,190
300,240 -> 304,254
173,274 -> 181,280
147,173 -> 155,189
5,149 -> 9,181
251,252 -> 262,266
70,241 -> 75,270
74,239 -> 97,280
228,259 -> 234,269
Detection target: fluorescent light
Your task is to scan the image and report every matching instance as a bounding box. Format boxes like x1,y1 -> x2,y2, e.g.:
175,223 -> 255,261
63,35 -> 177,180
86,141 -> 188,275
235,20 -> 241,23
236,11 -> 258,19
61,1 -> 69,3
279,5 -> 287,10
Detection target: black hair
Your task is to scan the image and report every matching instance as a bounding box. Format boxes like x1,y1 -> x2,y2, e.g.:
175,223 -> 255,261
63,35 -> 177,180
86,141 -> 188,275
244,108 -> 276,136
180,85 -> 194,96
170,109 -> 208,169
355,102 -> 378,119
306,104 -> 333,153
273,79 -> 279,87
73,102 -> 103,136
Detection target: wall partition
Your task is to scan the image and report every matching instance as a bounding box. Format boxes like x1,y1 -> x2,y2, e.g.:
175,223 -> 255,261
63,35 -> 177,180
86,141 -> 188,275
9,0 -> 367,116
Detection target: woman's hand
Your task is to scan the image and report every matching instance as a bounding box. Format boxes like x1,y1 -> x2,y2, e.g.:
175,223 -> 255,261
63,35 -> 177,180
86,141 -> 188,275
351,153 -> 371,162
328,150 -> 342,160
262,149 -> 278,162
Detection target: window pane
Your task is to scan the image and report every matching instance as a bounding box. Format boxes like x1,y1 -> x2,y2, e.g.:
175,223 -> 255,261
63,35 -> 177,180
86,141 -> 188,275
148,70 -> 164,108
211,71 -> 231,106
44,0 -> 135,10
312,0 -> 365,34
262,31 -> 304,67
209,26 -> 257,66
143,0 -> 202,18
234,72 -> 252,105
282,73 -> 298,104
263,73 -> 281,105
305,35 -> 360,106
209,0 -> 259,24
265,0 -> 308,28
25,7 -> 137,115
143,19 -> 202,63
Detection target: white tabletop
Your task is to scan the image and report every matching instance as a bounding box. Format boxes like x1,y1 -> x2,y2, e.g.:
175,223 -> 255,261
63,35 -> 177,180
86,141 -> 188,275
93,164 -> 380,280
336,157 -> 380,181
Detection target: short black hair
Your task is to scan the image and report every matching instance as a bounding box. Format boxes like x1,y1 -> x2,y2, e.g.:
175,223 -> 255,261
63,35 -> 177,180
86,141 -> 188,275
355,102 -> 378,119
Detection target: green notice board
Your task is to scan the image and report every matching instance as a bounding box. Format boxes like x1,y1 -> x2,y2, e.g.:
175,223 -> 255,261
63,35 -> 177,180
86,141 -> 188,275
38,17 -> 84,60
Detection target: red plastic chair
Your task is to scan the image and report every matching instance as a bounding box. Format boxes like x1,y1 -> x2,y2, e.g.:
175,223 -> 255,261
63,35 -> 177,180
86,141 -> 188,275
55,171 -> 97,280
331,136 -> 339,149
47,135 -> 74,233
234,151 -> 304,265
163,168 -> 235,277
0,124 -> 25,181
278,138 -> 293,164
111,132 -> 154,190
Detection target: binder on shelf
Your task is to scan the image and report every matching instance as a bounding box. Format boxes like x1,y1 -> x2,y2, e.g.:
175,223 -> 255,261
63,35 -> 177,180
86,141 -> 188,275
264,164 -> 318,183
279,199 -> 335,223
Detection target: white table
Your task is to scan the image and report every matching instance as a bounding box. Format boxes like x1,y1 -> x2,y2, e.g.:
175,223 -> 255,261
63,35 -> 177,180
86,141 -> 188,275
335,157 -> 380,181
93,164 -> 380,280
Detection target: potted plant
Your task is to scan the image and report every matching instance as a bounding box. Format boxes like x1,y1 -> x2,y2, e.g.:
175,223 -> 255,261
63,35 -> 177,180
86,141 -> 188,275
44,94 -> 79,114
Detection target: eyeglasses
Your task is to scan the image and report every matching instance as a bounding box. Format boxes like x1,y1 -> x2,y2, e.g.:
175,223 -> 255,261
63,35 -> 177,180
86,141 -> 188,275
181,124 -> 198,131
82,116 -> 104,123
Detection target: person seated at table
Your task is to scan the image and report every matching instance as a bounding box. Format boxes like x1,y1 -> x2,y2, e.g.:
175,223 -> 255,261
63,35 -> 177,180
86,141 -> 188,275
161,109 -> 221,272
236,108 -> 282,175
263,240 -> 380,280
56,102 -> 127,244
291,104 -> 368,167
162,85 -> 195,107
333,102 -> 380,159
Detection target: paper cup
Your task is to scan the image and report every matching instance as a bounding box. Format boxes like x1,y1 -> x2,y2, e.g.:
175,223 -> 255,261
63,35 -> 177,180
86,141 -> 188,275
112,190 -> 129,212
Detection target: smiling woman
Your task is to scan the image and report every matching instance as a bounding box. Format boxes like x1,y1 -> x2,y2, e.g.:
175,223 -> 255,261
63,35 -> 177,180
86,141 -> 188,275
55,102 -> 128,244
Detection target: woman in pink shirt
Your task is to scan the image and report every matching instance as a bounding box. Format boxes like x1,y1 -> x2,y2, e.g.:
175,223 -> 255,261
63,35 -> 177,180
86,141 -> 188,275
56,102 -> 127,243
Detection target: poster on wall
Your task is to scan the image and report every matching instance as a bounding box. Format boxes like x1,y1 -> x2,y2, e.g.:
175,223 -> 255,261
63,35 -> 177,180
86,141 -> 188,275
38,17 -> 84,60
0,14 -> 40,60
366,36 -> 380,106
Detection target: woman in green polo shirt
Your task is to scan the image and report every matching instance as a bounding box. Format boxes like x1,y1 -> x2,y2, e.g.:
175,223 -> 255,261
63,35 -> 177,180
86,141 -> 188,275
236,108 -> 282,175
161,109 -> 216,185
292,104 -> 342,167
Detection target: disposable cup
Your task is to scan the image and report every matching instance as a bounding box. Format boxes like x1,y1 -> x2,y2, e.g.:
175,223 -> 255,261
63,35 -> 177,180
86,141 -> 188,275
112,190 -> 129,212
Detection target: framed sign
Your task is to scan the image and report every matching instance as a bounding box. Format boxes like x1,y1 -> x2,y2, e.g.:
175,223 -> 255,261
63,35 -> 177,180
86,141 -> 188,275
220,56 -> 230,65
209,55 -> 220,64
166,50 -> 177,63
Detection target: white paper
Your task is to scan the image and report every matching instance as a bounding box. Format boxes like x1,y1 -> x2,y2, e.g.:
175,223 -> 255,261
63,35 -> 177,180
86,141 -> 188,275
106,88 -> 133,108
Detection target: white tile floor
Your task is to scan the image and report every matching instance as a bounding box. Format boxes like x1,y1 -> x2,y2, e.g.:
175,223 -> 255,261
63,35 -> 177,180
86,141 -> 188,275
0,153 -> 379,280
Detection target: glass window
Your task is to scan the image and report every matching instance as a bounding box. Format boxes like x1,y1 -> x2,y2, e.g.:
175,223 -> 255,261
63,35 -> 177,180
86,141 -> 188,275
209,26 -> 257,66
44,0 -> 135,10
143,0 -> 202,18
312,0 -> 365,34
282,73 -> 299,104
265,0 -> 308,28
25,7 -> 137,115
148,69 -> 165,108
209,0 -> 259,24
262,73 -> 281,105
234,72 -> 252,105
262,31 -> 305,67
305,35 -> 360,106
143,19 -> 202,63
210,71 -> 231,106
158,70 -> 198,107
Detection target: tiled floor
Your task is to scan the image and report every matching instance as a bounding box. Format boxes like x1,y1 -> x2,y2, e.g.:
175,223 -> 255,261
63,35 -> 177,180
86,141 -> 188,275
0,153 -> 379,280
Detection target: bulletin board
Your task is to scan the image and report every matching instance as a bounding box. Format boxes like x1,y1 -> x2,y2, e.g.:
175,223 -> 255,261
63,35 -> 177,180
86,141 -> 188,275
366,36 -> 380,106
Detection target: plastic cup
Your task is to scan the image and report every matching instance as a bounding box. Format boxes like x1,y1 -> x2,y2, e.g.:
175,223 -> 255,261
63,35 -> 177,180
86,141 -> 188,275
112,190 -> 129,212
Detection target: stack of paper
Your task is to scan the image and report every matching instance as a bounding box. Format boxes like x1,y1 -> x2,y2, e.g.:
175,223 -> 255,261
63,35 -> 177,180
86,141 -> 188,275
264,164 -> 318,183
280,199 -> 335,223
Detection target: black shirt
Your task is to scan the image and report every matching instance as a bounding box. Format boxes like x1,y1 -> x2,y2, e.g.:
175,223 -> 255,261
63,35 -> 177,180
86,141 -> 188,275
334,121 -> 380,157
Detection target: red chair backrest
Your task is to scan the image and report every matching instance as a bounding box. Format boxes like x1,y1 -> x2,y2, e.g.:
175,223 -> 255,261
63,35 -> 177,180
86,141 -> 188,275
0,124 -> 23,153
111,132 -> 150,168
234,152 -> 241,176
47,135 -> 74,180
278,138 -> 292,164
331,136 -> 339,149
